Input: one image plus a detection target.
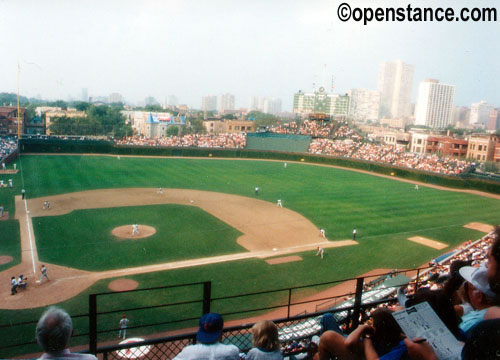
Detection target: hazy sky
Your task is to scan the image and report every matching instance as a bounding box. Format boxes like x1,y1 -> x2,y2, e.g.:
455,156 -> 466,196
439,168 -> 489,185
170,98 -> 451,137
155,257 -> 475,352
1,0 -> 498,110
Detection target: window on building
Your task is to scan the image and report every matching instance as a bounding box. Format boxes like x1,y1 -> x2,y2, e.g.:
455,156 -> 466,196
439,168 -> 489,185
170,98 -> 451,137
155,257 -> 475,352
235,126 -> 240,130
478,145 -> 482,151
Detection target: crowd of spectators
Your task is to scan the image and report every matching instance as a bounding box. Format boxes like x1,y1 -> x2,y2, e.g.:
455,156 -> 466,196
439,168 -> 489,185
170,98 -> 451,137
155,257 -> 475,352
309,139 -> 469,175
269,121 -> 333,138
0,136 -> 17,162
315,227 -> 500,360
113,121 -> 472,176
115,133 -> 246,149
268,120 -> 363,141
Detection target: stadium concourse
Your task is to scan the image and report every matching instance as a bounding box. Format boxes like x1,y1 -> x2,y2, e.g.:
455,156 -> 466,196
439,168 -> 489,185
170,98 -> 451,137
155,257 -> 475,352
115,120 -> 470,176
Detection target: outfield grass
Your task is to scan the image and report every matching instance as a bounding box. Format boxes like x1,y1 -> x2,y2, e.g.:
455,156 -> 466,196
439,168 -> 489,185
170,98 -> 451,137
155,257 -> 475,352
0,154 -> 499,356
33,204 -> 243,271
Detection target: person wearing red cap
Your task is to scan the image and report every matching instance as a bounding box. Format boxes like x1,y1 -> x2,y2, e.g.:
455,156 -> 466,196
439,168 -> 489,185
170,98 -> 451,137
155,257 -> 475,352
119,315 -> 129,340
174,313 -> 239,360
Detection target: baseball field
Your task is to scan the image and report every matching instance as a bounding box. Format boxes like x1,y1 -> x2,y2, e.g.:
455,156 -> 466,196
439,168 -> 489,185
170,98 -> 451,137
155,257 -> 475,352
0,154 -> 499,355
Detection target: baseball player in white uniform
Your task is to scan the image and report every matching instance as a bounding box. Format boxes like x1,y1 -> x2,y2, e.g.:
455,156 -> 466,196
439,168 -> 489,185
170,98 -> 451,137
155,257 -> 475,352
320,228 -> 326,238
277,199 -> 283,207
316,247 -> 324,259
132,223 -> 139,236
39,265 -> 49,283
119,315 -> 130,339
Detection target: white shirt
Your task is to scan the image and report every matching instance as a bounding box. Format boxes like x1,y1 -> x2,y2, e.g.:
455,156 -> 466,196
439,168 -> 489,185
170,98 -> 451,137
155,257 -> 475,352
39,349 -> 97,360
174,343 -> 239,360
246,348 -> 283,360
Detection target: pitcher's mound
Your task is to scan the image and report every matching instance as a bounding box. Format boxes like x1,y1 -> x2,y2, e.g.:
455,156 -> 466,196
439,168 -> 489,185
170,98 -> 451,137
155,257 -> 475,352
108,279 -> 139,292
112,225 -> 156,240
0,256 -> 13,265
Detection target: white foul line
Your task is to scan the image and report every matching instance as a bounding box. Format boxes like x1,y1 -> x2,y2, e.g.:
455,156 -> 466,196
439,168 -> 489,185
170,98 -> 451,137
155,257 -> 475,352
24,198 -> 37,274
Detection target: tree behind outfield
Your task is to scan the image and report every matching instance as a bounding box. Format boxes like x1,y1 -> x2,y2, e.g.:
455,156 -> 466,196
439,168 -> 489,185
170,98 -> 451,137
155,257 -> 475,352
49,104 -> 132,137
245,111 -> 284,127
167,126 -> 179,136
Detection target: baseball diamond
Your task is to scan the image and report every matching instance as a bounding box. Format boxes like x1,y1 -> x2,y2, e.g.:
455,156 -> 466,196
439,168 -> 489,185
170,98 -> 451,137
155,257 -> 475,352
0,154 -> 498,356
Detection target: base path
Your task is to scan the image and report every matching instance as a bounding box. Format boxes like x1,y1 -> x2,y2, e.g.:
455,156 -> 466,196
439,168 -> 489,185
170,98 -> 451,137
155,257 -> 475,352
2,188 -> 357,309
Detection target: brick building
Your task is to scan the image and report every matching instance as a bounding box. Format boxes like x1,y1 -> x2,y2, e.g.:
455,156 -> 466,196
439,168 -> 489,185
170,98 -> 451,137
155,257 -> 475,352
0,106 -> 26,135
466,134 -> 499,162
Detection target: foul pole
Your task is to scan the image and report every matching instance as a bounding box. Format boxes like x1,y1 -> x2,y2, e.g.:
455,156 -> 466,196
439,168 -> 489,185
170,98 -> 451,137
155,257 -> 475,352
17,61 -> 21,142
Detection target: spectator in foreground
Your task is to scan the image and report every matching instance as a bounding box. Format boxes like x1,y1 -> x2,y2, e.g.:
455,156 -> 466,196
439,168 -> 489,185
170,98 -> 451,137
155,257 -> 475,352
36,306 -> 97,360
174,313 -> 239,360
246,320 -> 282,360
487,226 -> 500,296
318,308 -> 405,360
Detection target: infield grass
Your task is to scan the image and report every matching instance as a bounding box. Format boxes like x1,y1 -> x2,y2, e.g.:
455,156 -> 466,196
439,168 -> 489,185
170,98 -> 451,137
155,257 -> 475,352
33,204 -> 243,271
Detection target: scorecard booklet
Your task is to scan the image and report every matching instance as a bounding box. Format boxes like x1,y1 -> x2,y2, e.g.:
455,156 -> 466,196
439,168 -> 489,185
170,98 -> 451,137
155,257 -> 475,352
392,302 -> 462,360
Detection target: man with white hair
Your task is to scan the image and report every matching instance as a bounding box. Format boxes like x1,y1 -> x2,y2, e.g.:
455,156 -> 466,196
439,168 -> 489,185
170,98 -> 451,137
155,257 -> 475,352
458,265 -> 498,335
36,307 -> 97,359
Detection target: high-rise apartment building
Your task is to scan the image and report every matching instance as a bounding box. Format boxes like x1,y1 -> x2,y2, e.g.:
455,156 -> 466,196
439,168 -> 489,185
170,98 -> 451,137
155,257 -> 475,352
166,95 -> 179,107
263,98 -> 282,115
145,96 -> 160,106
249,96 -> 260,112
470,101 -> 493,127
293,87 -> 349,117
378,60 -> 414,118
452,106 -> 471,127
201,95 -> 217,112
109,93 -> 124,104
81,88 -> 88,102
347,89 -> 380,122
415,79 -> 455,129
249,96 -> 282,115
219,93 -> 235,113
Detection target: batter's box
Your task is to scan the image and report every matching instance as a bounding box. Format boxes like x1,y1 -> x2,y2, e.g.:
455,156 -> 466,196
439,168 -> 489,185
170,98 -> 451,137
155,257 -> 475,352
266,255 -> 303,265
408,236 -> 448,250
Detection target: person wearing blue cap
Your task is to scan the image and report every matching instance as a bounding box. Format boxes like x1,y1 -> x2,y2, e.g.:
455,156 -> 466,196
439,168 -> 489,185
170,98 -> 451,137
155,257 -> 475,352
174,313 -> 239,360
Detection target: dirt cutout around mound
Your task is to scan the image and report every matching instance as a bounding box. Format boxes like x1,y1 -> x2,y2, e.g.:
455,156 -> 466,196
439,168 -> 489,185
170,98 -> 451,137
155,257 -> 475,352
0,256 -> 13,265
4,188 -> 357,310
108,279 -> 139,292
464,222 -> 495,233
408,236 -> 448,250
112,225 -> 156,240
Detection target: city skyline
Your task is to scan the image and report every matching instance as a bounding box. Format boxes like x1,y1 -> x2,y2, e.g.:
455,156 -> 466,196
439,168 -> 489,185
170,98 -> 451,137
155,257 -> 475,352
0,0 -> 498,110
